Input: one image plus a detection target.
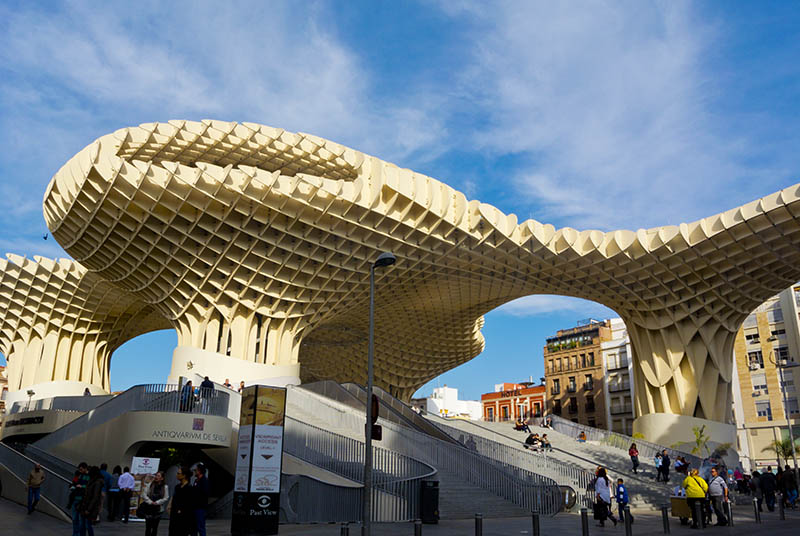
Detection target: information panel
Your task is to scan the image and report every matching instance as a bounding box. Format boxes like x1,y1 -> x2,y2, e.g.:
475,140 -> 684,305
231,385 -> 286,536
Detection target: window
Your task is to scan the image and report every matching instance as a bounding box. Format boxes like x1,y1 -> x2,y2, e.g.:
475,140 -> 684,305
755,401 -> 772,420
585,395 -> 595,412
568,376 -> 576,392
770,326 -> 785,336
588,418 -> 596,427
487,407 -> 494,421
552,379 -> 560,395
534,402 -> 542,417
744,332 -> 760,345
573,355 -> 579,369
751,373 -> 768,392
548,360 -> 554,374
780,372 -> 795,392
581,354 -> 587,368
569,397 -> 578,413
553,400 -> 562,415
588,352 -> 595,366
787,398 -> 799,415
748,351 -> 764,369
501,406 -> 509,419
776,346 -> 790,364
584,374 -> 594,390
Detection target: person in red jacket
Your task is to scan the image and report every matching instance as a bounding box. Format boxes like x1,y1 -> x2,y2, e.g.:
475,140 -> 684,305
629,443 -> 640,474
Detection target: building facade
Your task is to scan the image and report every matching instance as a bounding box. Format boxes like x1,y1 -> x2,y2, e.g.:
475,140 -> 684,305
481,382 -> 546,422
544,320 -> 612,429
732,284 -> 800,471
422,385 -> 482,420
601,319 -> 636,435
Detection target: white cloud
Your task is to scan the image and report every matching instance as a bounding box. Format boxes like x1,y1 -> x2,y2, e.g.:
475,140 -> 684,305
438,1 -> 793,231
497,294 -> 616,318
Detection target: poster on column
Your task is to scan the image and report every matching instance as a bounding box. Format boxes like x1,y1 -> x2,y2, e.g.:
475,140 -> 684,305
129,456 -> 160,521
231,385 -> 286,536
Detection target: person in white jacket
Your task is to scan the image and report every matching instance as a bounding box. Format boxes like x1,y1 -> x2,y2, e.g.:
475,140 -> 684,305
595,467 -> 618,527
141,471 -> 170,536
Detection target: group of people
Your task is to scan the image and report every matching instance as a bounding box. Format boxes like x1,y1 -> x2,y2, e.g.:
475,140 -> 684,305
180,377 -> 249,412
747,465 -> 799,511
26,460 -> 211,536
675,466 -> 731,528
523,432 -> 552,451
591,466 -> 633,527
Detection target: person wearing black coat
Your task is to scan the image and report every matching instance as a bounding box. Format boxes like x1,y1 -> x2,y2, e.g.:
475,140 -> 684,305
192,464 -> 210,536
168,467 -> 195,536
660,450 -> 671,483
79,466 -> 104,536
760,466 -> 778,511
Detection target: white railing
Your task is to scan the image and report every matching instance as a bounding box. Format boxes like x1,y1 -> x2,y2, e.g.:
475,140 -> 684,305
9,394 -> 114,414
548,414 -> 703,468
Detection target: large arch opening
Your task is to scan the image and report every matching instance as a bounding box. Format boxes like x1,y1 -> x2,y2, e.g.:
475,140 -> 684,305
109,329 -> 177,392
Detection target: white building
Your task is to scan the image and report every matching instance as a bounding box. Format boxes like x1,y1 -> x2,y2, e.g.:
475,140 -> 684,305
601,318 -> 636,435
425,385 -> 482,420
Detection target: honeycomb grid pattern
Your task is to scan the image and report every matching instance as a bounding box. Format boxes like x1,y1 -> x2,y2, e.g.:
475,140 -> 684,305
39,119 -> 800,419
0,254 -> 170,392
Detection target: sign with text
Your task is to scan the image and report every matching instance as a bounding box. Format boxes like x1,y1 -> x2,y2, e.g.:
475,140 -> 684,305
129,456 -> 160,521
231,385 -> 286,536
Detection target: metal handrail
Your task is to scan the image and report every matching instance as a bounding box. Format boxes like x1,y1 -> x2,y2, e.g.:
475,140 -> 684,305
288,386 -> 564,515
431,418 -> 595,509
35,383 -> 230,451
0,442 -> 72,515
548,414 -> 703,468
9,395 -> 114,414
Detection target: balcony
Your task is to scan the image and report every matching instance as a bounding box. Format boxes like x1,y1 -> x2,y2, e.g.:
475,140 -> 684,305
567,385 -> 577,393
610,404 -> 633,415
606,359 -> 629,371
608,382 -> 631,393
551,387 -> 561,395
583,382 -> 594,391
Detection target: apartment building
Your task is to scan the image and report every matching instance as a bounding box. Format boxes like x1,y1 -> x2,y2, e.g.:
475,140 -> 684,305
544,319 -> 612,428
732,284 -> 800,471
481,382 -> 546,422
601,318 -> 636,435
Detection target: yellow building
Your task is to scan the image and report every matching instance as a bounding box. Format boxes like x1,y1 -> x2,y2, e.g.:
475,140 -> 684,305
732,285 -> 800,471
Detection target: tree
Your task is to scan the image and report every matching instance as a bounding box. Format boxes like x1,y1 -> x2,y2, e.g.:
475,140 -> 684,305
690,425 -> 711,458
761,438 -> 800,465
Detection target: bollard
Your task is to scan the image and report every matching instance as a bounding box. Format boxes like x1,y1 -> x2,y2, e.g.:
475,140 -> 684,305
475,513 -> 483,536
696,500 -> 706,529
661,504 -> 670,534
726,500 -> 734,527
753,498 -> 761,524
580,507 -> 589,536
778,492 -> 785,520
340,522 -> 349,536
414,518 -> 422,536
624,505 -> 633,536
531,509 -> 540,536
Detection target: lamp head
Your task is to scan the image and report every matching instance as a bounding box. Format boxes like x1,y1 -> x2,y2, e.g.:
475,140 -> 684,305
27,389 -> 35,397
373,252 -> 396,269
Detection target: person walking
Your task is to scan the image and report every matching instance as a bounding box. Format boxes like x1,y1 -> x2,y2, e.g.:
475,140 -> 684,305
180,380 -> 194,412
107,466 -> 121,521
118,466 -> 135,523
199,376 -> 214,411
761,466 -> 778,511
168,466 -> 195,536
628,443 -> 640,474
79,466 -> 104,536
99,463 -> 112,522
751,471 -> 764,511
594,467 -> 618,527
783,465 -> 798,507
238,380 -> 245,393
660,450 -> 671,483
616,477 -> 633,524
654,453 -> 663,481
142,471 -> 170,536
708,466 -> 729,526
70,462 -> 90,536
27,463 -> 45,514
682,468 -> 708,529
192,464 -> 210,536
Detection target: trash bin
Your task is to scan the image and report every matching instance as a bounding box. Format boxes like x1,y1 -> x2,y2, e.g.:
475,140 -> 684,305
420,480 -> 439,524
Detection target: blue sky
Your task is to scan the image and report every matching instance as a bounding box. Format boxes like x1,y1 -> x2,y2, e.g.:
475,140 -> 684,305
1,1 -> 799,400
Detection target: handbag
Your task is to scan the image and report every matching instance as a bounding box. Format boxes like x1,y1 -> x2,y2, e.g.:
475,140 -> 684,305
136,502 -> 158,518
593,498 -> 608,520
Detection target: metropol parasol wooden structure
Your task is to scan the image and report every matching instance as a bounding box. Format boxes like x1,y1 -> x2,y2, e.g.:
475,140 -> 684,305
2,119 -> 800,443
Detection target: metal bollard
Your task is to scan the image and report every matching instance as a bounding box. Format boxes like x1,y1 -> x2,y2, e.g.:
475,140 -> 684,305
624,505 -> 633,536
340,522 -> 349,535
696,500 -> 706,529
580,507 -> 589,536
531,509 -> 540,536
726,500 -> 734,527
475,513 -> 483,536
661,504 -> 670,534
753,497 -> 761,524
414,518 -> 422,536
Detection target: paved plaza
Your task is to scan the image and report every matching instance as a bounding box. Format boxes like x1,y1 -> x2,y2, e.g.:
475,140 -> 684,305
3,498 -> 798,536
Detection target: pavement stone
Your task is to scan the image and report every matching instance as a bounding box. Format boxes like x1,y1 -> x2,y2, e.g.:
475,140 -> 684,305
3,497 -> 798,535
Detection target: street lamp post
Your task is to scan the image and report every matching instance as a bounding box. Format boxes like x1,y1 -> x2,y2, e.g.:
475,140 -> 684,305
767,336 -> 800,492
363,252 -> 396,536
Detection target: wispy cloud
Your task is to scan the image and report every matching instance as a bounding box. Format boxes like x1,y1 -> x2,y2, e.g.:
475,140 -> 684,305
497,294 -> 617,319
436,1 -> 800,231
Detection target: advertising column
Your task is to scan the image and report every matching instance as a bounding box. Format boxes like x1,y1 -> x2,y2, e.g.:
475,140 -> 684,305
231,385 -> 286,535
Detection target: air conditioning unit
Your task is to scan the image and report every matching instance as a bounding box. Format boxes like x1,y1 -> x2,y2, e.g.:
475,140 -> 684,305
749,363 -> 761,371
752,390 -> 761,396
